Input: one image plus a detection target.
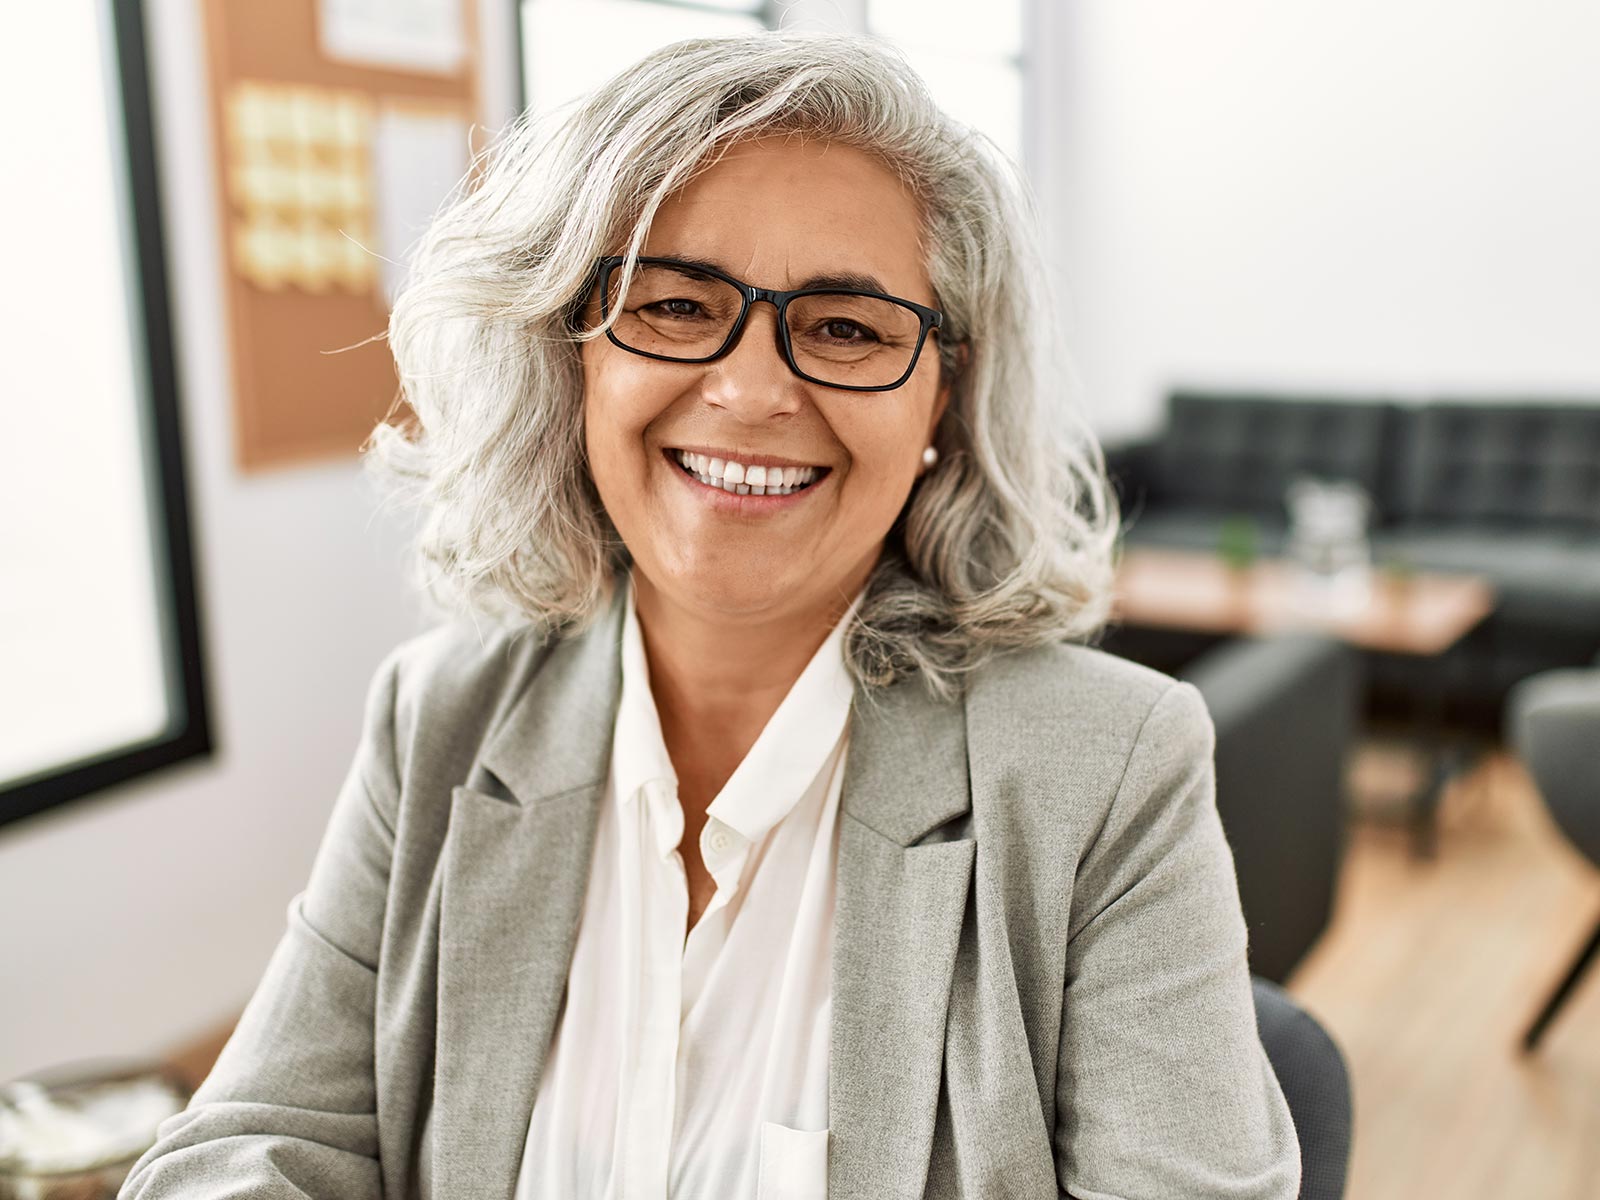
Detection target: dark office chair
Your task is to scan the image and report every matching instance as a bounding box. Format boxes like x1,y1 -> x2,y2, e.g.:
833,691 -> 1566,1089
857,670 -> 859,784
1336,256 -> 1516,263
1253,976 -> 1352,1200
1185,635 -> 1360,983
1507,657 -> 1600,1052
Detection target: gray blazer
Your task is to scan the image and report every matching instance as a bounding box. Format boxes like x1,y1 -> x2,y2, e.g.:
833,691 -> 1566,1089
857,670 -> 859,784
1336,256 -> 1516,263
123,590 -> 1300,1199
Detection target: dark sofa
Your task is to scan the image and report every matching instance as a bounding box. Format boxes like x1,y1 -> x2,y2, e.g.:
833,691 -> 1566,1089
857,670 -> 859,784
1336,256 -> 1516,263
1108,391 -> 1600,723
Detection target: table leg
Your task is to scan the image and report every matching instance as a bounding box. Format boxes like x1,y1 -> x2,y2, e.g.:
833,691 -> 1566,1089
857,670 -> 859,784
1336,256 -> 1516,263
1405,638 -> 1482,858
1408,664 -> 1447,859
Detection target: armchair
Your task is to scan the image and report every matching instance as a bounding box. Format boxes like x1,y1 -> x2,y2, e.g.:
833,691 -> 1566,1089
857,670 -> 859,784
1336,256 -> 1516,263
1506,654 -> 1600,1050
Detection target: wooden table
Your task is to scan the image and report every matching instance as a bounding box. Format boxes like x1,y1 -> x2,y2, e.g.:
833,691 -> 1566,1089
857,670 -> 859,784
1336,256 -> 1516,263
1112,546 -> 1498,855
1112,547 -> 1495,656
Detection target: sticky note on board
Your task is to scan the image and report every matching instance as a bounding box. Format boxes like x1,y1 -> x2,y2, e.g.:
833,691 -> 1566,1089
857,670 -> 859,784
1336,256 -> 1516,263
224,81 -> 377,294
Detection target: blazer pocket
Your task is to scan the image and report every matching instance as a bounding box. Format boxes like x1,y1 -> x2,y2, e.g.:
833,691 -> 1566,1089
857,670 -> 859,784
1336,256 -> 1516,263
756,1121 -> 829,1200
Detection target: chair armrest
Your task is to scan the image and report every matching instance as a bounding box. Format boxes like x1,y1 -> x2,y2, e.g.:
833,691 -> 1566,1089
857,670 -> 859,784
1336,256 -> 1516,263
1182,635 -> 1360,982
1507,667 -> 1600,860
1251,977 -> 1351,1200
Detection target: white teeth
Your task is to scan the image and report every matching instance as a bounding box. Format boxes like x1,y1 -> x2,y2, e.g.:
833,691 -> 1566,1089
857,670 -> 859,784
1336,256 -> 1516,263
673,450 -> 822,496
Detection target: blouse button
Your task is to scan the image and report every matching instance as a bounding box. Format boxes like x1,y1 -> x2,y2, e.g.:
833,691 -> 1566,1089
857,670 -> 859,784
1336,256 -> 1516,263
708,829 -> 733,853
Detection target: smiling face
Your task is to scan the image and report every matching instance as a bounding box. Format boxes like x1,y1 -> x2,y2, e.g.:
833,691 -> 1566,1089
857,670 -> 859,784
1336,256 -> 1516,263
581,137 -> 950,628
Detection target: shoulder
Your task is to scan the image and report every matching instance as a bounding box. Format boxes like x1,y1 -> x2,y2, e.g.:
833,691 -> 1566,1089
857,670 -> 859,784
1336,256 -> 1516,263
965,640 -> 1214,786
962,643 -> 1224,937
381,619 -> 550,720
362,618 -> 558,784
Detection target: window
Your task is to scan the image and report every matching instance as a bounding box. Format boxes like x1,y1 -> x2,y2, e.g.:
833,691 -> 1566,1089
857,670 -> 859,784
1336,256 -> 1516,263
515,0 -> 1027,163
867,0 -> 1024,163
0,0 -> 210,828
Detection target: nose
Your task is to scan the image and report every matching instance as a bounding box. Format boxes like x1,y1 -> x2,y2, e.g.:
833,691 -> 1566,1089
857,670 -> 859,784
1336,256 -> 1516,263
699,300 -> 805,421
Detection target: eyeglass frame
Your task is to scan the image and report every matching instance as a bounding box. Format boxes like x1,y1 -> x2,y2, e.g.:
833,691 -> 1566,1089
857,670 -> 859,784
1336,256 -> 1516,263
590,254 -> 947,393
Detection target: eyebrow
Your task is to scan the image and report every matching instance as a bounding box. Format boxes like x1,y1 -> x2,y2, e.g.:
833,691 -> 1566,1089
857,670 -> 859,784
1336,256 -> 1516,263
646,254 -> 892,297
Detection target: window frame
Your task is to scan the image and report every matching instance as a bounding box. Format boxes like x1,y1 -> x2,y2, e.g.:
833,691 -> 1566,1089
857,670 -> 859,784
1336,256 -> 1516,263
0,0 -> 212,831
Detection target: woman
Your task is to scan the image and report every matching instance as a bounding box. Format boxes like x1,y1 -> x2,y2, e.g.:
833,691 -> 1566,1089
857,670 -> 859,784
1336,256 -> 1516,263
123,32 -> 1299,1200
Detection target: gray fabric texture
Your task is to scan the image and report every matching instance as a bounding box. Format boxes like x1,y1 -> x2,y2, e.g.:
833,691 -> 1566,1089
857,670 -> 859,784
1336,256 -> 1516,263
120,587 -> 1300,1200
1507,663 -> 1600,862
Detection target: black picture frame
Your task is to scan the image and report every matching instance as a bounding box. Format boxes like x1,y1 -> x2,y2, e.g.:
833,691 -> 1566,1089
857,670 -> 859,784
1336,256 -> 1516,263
0,0 -> 212,831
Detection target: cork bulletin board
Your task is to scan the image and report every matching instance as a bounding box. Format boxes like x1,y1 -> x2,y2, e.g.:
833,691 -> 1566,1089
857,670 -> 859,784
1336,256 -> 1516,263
201,0 -> 486,470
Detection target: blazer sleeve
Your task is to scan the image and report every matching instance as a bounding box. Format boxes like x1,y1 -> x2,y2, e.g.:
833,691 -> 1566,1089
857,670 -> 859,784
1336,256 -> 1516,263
1053,680 -> 1301,1200
120,647 -> 404,1200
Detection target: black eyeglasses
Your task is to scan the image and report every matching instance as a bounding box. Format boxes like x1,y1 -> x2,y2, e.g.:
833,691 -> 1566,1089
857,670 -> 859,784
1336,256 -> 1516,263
592,255 -> 945,392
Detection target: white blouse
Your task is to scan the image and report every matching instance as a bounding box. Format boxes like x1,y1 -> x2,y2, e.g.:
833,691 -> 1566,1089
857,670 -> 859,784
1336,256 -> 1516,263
515,581 -> 857,1200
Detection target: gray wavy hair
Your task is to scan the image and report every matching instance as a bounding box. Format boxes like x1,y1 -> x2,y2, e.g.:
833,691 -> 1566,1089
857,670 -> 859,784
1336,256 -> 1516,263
368,31 -> 1118,699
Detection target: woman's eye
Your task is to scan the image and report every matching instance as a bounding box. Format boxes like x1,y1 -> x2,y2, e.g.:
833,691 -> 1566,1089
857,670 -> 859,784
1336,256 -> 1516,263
819,319 -> 876,343
646,298 -> 704,319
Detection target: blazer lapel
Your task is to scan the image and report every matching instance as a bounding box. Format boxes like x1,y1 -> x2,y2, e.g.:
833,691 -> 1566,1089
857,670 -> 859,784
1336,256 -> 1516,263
432,595 -> 625,1200
429,589 -> 975,1199
829,678 -> 974,1199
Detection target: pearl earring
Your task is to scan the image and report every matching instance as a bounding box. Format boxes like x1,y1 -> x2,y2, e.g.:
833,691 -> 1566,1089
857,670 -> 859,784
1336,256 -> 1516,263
921,446 -> 939,469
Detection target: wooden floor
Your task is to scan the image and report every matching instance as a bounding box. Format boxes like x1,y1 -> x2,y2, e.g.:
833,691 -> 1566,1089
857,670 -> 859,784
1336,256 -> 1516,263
1288,744 -> 1600,1200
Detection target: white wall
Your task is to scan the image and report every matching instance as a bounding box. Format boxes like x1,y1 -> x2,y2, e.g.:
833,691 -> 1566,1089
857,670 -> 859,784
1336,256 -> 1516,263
1043,0 -> 1600,442
0,0 -> 512,1081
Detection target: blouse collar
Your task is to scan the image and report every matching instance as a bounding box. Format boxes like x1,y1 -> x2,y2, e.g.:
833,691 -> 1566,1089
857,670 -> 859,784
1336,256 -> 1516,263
611,573 -> 860,852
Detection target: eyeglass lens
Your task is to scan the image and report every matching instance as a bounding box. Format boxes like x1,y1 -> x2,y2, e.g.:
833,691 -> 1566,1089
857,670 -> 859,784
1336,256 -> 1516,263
605,263 -> 925,388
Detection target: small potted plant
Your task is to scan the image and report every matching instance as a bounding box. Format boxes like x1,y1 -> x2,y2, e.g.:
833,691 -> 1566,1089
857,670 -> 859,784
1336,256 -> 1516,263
1377,552 -> 1418,604
1216,515 -> 1260,575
